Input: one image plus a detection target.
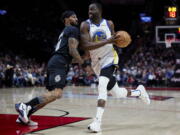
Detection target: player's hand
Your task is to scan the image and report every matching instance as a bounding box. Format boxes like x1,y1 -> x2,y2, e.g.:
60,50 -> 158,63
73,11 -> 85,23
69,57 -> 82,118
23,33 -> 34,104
107,33 -> 121,44
72,58 -> 84,65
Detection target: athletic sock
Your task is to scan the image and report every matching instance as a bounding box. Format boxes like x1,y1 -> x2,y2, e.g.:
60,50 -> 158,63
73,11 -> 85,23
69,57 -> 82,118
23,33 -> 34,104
95,107 -> 104,122
25,97 -> 40,108
27,107 -> 36,117
25,97 -> 41,117
130,89 -> 141,96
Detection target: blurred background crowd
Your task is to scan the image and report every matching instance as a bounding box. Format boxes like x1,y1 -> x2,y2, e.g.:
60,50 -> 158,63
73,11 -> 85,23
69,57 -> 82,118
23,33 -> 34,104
0,42 -> 176,88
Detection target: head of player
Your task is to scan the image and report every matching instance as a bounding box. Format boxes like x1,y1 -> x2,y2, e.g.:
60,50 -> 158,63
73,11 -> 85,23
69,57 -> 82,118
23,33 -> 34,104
61,10 -> 78,26
88,2 -> 102,22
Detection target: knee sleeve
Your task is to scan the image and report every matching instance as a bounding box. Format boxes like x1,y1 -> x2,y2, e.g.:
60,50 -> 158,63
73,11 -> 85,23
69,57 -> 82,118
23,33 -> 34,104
98,76 -> 109,101
110,83 -> 128,98
107,76 -> 116,91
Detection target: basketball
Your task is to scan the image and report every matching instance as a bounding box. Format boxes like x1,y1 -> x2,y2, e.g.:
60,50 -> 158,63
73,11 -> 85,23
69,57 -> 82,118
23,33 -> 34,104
114,31 -> 132,48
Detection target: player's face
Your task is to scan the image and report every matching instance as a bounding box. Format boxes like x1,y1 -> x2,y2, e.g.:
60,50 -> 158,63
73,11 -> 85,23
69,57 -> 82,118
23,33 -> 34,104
88,4 -> 100,19
69,14 -> 78,26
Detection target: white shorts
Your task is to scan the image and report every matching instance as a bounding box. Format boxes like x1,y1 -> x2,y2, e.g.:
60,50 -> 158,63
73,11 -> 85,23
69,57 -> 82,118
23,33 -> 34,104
91,56 -> 117,76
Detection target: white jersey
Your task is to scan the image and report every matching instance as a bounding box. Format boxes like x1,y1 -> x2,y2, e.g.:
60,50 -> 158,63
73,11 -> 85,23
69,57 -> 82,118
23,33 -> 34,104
86,19 -> 118,76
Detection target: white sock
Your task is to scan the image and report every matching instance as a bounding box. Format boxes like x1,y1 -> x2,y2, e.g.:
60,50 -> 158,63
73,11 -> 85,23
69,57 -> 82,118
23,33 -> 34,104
95,107 -> 104,122
130,89 -> 141,96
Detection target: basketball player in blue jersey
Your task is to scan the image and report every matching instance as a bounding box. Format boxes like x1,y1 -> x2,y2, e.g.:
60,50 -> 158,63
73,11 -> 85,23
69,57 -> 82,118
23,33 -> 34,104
80,3 -> 150,132
15,10 -> 84,126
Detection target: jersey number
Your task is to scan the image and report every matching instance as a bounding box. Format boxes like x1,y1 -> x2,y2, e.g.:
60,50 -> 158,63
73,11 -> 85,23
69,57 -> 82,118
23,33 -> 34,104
55,32 -> 64,51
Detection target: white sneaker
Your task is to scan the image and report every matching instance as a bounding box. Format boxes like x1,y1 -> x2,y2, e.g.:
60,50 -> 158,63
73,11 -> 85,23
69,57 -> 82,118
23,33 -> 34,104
88,118 -> 101,133
15,103 -> 31,123
137,85 -> 150,105
16,116 -> 38,126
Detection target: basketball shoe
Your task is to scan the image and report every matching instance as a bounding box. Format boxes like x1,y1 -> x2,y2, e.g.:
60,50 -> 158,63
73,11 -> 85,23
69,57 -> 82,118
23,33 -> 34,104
88,118 -> 101,133
137,85 -> 150,104
16,116 -> 38,126
15,103 -> 31,124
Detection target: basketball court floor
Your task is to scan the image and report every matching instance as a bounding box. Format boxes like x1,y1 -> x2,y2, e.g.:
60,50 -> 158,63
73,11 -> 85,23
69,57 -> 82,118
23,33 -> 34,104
0,86 -> 180,135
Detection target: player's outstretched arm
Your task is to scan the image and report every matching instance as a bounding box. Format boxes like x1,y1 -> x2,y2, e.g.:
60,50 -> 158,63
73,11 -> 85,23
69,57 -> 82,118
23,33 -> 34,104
80,21 -> 119,51
68,37 -> 84,65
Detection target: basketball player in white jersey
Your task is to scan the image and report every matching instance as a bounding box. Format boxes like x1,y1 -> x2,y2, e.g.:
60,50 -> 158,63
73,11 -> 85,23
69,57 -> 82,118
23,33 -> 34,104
80,2 -> 150,133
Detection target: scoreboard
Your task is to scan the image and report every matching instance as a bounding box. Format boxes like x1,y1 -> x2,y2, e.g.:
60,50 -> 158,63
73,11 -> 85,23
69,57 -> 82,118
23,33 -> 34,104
166,6 -> 177,19
165,6 -> 178,24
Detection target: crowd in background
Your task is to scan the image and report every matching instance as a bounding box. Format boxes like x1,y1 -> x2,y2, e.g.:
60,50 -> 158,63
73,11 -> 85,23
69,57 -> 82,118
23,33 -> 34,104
0,52 -> 46,88
0,41 -> 176,88
0,51 -> 98,88
117,44 -> 175,87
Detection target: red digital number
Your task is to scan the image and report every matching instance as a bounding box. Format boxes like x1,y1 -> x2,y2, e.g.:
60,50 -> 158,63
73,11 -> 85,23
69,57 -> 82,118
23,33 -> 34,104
169,12 -> 176,18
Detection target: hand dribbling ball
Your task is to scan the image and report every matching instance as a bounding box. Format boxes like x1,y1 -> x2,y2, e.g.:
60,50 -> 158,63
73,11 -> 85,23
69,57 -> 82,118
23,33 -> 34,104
114,31 -> 132,48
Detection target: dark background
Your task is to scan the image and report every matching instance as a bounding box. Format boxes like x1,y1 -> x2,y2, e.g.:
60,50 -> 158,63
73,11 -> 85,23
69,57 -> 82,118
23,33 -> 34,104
0,0 -> 179,61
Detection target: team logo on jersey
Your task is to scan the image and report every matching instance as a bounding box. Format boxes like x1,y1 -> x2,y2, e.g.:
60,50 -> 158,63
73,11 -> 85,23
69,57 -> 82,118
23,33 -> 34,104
55,75 -> 61,82
92,30 -> 107,42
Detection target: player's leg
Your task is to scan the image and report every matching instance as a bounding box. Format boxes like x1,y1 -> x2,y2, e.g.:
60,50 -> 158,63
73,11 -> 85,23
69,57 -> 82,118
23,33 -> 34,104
88,76 -> 109,132
15,88 -> 63,125
88,66 -> 115,132
15,67 -> 67,125
108,76 -> 150,104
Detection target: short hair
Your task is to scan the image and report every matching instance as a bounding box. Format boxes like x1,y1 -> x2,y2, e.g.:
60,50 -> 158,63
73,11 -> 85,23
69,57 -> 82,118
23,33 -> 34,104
61,10 -> 76,23
91,2 -> 102,12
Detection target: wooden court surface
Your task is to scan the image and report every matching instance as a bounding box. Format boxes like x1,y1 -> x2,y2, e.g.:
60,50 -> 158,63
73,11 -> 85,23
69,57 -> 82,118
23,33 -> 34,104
0,86 -> 180,135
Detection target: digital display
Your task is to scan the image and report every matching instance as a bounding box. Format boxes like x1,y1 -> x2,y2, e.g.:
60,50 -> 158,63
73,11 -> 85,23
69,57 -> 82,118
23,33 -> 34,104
140,16 -> 152,22
139,13 -> 152,23
0,9 -> 7,15
165,6 -> 178,19
178,27 -> 180,34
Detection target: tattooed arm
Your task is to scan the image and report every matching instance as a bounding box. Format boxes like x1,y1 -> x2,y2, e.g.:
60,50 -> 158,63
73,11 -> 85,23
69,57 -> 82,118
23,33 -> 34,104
68,37 -> 84,65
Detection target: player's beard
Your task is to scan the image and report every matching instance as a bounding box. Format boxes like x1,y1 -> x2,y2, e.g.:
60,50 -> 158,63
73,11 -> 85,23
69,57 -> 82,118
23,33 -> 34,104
70,21 -> 78,26
89,14 -> 99,22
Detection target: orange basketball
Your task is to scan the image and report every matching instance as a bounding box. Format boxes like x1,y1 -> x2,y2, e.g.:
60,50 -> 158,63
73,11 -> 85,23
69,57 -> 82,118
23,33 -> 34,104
114,31 -> 132,48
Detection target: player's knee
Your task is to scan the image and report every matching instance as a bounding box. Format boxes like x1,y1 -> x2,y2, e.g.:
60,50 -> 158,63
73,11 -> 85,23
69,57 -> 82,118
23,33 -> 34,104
56,89 -> 63,99
98,99 -> 106,107
111,83 -> 127,98
52,89 -> 63,99
98,76 -> 109,101
56,93 -> 62,99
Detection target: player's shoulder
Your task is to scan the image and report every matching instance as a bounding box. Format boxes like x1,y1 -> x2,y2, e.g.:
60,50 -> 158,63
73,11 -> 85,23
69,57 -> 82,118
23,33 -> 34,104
105,19 -> 114,30
65,26 -> 79,32
106,19 -> 114,26
81,20 -> 89,25
80,20 -> 90,30
64,26 -> 79,36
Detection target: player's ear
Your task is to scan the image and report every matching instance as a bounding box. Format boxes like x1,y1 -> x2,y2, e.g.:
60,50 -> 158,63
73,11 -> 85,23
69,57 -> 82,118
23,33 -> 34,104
64,18 -> 67,23
64,18 -> 69,24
